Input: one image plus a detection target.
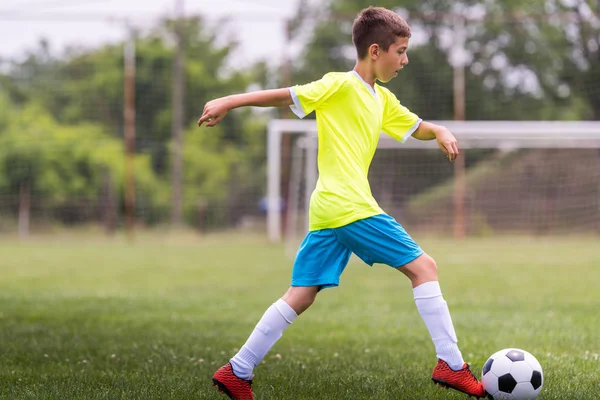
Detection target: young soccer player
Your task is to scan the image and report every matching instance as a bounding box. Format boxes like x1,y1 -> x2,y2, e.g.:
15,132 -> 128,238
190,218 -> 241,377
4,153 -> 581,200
198,6 -> 486,400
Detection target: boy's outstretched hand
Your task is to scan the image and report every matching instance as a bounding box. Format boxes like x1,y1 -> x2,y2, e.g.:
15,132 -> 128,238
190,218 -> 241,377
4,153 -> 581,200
198,97 -> 231,127
435,128 -> 459,163
413,121 -> 459,162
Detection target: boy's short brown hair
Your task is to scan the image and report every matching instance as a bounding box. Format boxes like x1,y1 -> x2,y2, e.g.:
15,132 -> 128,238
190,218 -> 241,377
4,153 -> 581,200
352,7 -> 411,59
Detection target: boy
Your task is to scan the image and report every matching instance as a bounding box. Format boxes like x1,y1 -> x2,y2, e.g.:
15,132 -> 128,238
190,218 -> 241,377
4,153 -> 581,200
198,6 -> 486,400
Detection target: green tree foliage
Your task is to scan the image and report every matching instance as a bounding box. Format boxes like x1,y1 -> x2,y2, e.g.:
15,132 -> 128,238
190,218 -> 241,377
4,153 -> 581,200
0,95 -> 167,225
484,0 -> 600,119
2,17 -> 268,169
0,17 -> 271,228
181,109 -> 270,228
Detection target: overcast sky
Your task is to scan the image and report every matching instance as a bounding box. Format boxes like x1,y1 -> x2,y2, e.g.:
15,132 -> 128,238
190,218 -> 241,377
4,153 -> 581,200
0,0 -> 302,65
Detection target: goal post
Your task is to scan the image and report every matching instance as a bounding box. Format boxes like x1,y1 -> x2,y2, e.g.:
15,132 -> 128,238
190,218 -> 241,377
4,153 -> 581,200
267,119 -> 600,243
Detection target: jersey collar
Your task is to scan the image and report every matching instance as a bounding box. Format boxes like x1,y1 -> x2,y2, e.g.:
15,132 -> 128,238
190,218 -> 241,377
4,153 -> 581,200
350,70 -> 377,98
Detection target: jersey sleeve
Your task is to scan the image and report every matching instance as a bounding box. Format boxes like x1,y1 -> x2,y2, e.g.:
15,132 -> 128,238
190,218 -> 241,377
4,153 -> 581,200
288,73 -> 345,119
381,89 -> 422,143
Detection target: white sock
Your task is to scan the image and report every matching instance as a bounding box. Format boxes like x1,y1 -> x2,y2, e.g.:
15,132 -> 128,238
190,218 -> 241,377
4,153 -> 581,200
229,298 -> 298,379
413,281 -> 465,370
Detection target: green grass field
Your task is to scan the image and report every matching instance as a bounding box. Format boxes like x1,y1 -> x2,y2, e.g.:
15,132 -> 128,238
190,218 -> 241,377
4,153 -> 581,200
0,233 -> 598,399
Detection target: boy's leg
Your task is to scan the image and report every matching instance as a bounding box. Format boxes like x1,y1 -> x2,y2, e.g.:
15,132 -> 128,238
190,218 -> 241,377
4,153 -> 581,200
397,253 -> 464,369
213,291 -> 312,400
333,214 -> 485,397
230,287 -> 318,379
332,215 -> 466,367
213,229 -> 351,399
399,254 -> 485,398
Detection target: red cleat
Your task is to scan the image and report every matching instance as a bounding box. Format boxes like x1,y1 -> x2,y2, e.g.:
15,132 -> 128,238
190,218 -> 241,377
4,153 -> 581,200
432,359 -> 486,398
212,363 -> 254,400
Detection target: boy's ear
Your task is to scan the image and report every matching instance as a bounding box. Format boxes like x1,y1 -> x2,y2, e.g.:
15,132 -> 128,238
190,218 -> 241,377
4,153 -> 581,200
369,44 -> 380,60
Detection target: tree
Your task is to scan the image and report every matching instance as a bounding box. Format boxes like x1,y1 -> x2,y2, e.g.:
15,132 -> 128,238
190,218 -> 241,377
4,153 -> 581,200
0,16 -> 269,165
0,96 -> 167,234
0,16 -> 273,229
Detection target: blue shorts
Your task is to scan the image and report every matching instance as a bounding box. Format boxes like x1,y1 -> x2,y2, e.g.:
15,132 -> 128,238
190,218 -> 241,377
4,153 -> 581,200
291,214 -> 424,289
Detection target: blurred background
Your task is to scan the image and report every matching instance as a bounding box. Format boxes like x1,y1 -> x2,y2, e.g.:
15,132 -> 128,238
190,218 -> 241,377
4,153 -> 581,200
1,0 -> 599,242
2,4 -> 599,399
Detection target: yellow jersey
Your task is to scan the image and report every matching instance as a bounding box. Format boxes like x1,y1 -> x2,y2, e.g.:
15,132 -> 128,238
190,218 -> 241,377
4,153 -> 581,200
289,71 -> 422,231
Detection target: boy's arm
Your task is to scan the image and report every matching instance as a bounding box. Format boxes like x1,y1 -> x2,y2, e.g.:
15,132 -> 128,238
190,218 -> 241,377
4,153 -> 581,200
413,121 -> 460,162
198,88 -> 293,127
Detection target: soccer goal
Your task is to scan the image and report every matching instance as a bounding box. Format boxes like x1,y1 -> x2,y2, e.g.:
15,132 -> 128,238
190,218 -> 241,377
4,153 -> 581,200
267,119 -> 600,246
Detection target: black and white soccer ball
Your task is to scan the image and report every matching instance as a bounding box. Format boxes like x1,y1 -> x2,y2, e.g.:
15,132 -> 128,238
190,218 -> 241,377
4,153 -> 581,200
482,348 -> 543,400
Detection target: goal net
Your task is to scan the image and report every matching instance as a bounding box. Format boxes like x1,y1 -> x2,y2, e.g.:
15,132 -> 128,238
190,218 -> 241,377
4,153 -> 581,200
267,119 -> 600,249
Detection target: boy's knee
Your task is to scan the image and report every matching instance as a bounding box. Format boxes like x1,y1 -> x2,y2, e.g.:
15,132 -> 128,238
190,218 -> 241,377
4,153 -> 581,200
397,253 -> 438,285
420,254 -> 438,274
282,286 -> 319,315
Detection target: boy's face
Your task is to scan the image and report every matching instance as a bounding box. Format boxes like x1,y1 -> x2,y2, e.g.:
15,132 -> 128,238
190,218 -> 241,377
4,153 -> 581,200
374,36 -> 409,83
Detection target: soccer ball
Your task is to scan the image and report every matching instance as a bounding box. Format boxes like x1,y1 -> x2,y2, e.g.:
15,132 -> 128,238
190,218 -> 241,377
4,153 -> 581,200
482,348 -> 543,400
